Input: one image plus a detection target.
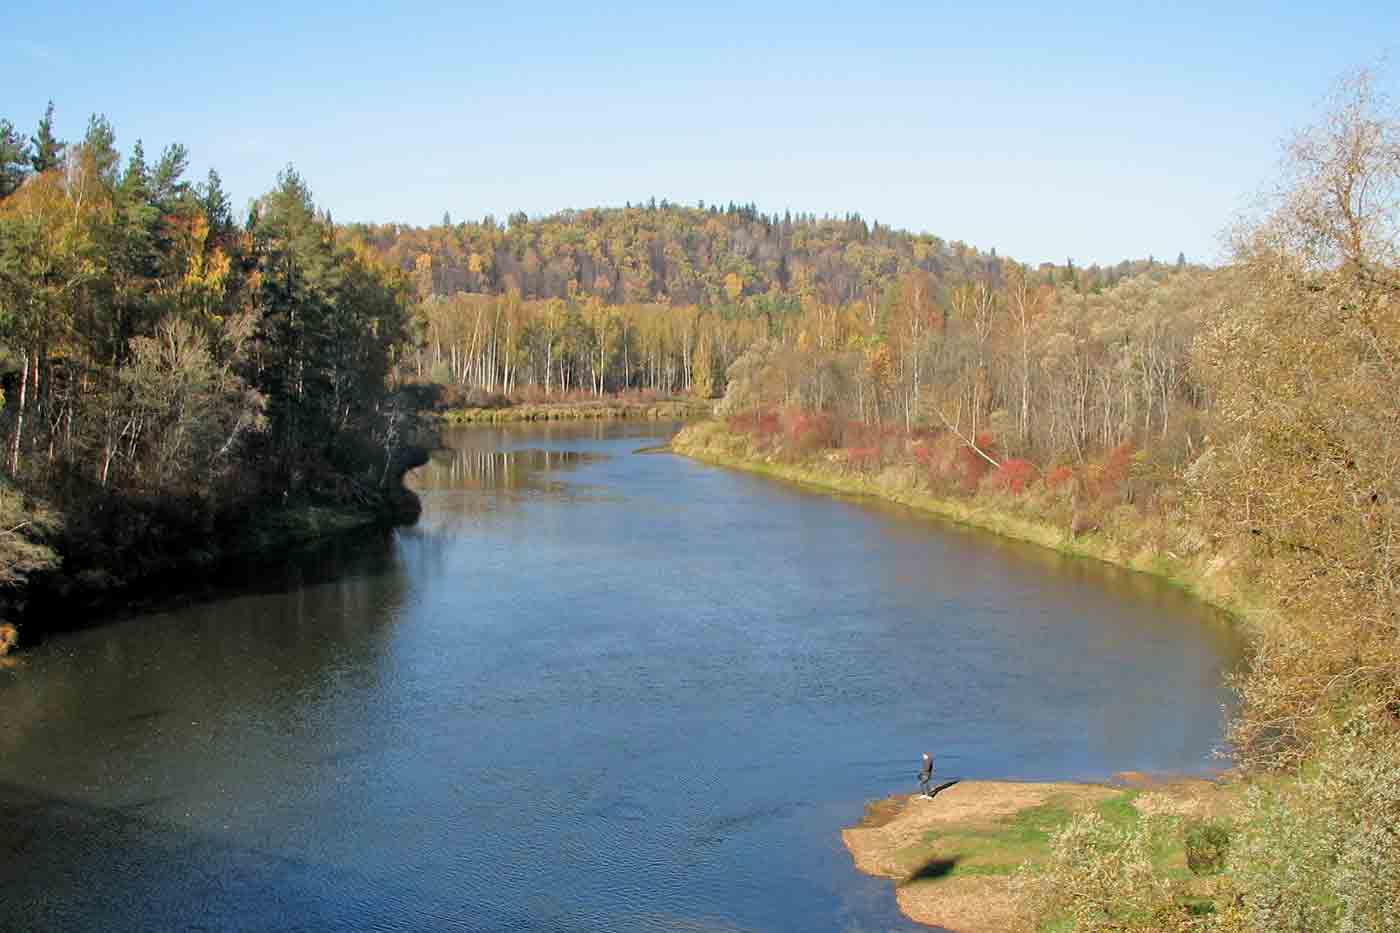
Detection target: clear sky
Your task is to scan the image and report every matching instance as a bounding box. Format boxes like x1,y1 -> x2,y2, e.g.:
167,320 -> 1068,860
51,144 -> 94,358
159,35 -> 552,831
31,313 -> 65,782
6,2 -> 1397,266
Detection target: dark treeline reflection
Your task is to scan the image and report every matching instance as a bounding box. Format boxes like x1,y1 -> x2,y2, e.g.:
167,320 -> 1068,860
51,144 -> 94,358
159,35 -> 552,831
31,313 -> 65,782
412,446 -> 594,493
0,536 -> 409,805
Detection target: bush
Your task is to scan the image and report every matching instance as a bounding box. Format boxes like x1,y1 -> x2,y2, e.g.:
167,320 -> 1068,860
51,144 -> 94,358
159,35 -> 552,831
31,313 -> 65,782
844,446 -> 879,471
955,434 -> 999,493
1013,811 -> 1178,931
1044,464 -> 1075,491
1184,820 -> 1232,875
727,409 -> 780,442
989,457 -> 1037,494
782,409 -> 836,456
1228,719 -> 1400,933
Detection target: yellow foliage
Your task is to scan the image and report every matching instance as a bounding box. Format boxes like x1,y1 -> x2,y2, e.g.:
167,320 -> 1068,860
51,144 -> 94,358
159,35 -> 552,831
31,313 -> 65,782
724,271 -> 744,302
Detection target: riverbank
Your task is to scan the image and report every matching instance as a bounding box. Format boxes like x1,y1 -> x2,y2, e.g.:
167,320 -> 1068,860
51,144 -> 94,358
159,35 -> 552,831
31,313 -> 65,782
438,397 -> 712,423
670,421 -> 1256,622
671,420 -> 1259,930
845,779 -> 1237,932
0,448 -> 427,657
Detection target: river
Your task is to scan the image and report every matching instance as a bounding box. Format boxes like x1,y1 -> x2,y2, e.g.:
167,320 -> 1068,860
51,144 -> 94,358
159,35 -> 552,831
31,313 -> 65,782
0,422 -> 1241,932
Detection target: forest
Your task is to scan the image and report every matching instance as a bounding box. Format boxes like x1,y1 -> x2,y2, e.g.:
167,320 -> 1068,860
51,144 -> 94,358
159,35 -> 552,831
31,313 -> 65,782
3,67 -> 1398,931
0,105 -> 416,597
368,200 -> 1181,401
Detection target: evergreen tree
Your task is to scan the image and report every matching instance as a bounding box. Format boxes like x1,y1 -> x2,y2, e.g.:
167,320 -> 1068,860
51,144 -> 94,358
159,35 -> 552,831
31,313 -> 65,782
0,119 -> 30,197
29,101 -> 64,173
80,114 -> 120,184
151,143 -> 190,211
120,139 -> 150,197
251,166 -> 408,490
198,168 -> 233,233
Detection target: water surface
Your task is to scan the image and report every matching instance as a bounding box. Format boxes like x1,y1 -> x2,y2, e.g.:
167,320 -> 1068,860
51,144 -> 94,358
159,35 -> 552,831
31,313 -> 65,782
0,422 -> 1241,932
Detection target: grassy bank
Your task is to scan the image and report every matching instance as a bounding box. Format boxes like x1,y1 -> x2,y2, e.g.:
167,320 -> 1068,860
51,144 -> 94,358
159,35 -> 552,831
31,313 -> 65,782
439,397 -> 712,423
845,780 -> 1238,933
670,421 -> 1256,622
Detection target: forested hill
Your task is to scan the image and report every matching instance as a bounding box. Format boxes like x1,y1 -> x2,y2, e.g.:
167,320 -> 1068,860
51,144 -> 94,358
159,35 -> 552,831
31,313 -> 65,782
350,204 -> 1184,307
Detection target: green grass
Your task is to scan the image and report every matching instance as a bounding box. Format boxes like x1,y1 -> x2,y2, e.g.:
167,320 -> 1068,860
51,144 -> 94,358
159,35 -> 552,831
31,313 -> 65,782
895,792 -> 1149,883
1097,790 -> 1142,829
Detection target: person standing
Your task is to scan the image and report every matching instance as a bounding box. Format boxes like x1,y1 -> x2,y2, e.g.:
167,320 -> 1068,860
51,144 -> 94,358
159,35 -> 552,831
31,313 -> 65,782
918,752 -> 934,797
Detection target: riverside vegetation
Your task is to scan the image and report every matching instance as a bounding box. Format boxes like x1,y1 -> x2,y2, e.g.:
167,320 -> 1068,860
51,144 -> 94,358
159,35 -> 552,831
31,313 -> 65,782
3,67 -> 1398,931
675,71 -> 1400,932
0,110 -> 424,641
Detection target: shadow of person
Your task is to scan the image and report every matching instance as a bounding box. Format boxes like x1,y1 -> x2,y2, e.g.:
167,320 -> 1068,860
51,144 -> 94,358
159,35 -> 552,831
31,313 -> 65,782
922,778 -> 960,800
901,855 -> 961,884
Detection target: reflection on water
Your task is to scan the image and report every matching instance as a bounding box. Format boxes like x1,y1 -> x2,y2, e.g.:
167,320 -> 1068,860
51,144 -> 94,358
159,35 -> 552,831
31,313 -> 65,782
411,445 -> 597,493
0,422 -> 1242,932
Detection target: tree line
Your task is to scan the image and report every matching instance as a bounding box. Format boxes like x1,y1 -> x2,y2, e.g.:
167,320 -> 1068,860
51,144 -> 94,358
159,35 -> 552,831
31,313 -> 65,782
388,210 -> 1190,404
359,201 -> 1183,309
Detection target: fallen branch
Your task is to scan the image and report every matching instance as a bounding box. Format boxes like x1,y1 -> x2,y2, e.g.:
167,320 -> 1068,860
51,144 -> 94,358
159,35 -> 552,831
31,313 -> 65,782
934,405 -> 1001,469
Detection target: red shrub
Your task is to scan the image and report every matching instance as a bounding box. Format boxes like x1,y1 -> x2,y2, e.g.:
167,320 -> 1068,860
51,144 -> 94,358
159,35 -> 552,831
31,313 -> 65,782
727,409 -> 781,440
954,433 -> 999,492
782,409 -> 836,453
845,446 -> 880,471
1044,465 -> 1075,491
989,458 -> 1037,494
1102,441 -> 1135,484
1085,441 -> 1136,499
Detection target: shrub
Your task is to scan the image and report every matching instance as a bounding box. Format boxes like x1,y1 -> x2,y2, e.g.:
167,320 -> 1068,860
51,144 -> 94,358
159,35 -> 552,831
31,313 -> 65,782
782,409 -> 836,455
1084,440 -> 1136,500
845,446 -> 879,471
1184,820 -> 1232,875
989,457 -> 1037,494
1228,719 -> 1400,933
1013,811 -> 1178,931
954,434 -> 998,493
726,409 -> 780,441
1044,464 -> 1075,491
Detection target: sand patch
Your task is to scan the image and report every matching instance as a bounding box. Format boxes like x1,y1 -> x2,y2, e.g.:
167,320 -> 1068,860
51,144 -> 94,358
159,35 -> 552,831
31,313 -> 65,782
842,781 -> 1120,932
844,778 -> 1237,931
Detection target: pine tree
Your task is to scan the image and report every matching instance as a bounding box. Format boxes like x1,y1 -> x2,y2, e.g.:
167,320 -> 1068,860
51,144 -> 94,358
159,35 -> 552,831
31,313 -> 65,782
151,143 -> 190,211
199,168 -> 232,232
81,114 -> 120,184
29,101 -> 64,173
0,119 -> 30,197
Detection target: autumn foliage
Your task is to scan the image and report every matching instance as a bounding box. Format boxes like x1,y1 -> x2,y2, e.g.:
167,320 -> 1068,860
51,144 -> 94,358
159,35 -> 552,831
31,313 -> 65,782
988,458 -> 1036,494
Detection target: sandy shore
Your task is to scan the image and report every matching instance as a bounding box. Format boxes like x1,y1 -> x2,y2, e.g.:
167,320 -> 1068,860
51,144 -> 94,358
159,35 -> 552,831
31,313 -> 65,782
842,777 -> 1229,932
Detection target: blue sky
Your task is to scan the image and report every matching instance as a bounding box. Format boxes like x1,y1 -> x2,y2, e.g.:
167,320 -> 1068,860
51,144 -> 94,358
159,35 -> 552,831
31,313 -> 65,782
6,2 -> 1396,266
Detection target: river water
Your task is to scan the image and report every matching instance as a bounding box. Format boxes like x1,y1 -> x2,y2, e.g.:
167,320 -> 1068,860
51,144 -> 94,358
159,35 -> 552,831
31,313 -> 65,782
0,422 -> 1240,932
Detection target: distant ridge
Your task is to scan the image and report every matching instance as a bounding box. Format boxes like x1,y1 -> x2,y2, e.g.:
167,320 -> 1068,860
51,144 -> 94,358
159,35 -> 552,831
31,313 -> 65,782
349,203 -> 1182,307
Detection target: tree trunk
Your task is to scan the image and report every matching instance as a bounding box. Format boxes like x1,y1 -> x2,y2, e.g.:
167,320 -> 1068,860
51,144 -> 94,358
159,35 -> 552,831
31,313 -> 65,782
9,352 -> 31,475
